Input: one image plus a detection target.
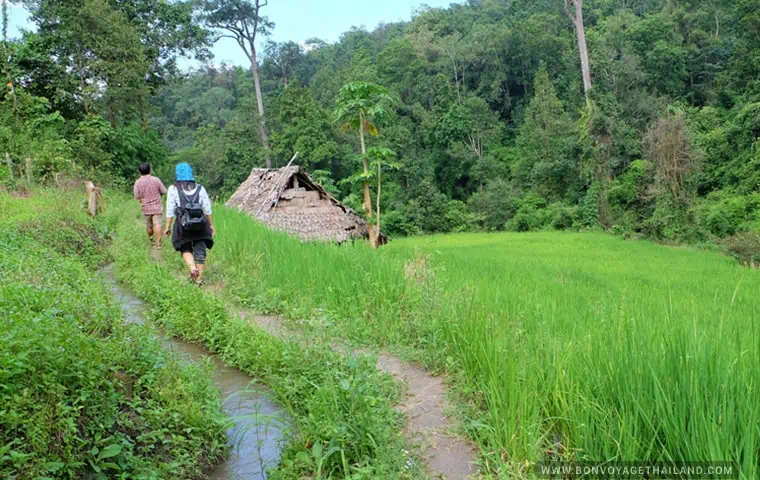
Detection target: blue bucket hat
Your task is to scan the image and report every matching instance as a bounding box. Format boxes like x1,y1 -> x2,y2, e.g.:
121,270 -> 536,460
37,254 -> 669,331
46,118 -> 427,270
175,162 -> 194,182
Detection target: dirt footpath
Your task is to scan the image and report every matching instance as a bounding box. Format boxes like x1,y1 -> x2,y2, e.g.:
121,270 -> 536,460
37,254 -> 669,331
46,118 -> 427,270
242,312 -> 479,480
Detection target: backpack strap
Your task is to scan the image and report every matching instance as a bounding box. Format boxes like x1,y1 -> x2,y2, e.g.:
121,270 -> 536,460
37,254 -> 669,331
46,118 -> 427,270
178,186 -> 200,210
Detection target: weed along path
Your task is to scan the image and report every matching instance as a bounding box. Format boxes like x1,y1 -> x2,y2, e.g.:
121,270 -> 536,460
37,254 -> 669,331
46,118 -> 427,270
101,265 -> 289,480
242,312 -> 479,479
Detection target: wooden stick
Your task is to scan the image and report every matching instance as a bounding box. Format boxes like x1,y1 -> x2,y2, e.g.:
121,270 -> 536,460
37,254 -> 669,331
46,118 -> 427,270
85,181 -> 104,216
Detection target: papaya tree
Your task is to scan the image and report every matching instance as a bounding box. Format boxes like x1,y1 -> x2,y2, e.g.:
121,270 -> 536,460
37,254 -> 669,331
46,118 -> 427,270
334,81 -> 394,247
368,147 -> 400,246
341,147 -> 399,247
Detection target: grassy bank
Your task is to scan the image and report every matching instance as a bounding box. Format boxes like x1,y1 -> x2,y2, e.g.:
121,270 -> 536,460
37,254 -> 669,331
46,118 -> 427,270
111,201 -> 421,479
0,190 -> 228,479
207,206 -> 759,477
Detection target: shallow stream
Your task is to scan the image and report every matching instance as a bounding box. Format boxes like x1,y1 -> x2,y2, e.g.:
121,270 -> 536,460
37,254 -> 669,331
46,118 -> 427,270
100,264 -> 288,480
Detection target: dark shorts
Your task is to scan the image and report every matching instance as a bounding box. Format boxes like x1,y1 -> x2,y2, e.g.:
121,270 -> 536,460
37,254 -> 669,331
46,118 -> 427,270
179,241 -> 207,264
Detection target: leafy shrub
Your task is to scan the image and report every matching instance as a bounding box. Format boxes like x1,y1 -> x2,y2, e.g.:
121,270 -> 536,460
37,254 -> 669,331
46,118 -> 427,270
607,160 -> 653,207
405,180 -> 451,233
382,208 -> 422,237
578,181 -> 603,228
693,191 -> 760,237
0,191 -> 228,479
724,232 -> 760,267
468,179 -> 519,231
642,195 -> 692,241
444,200 -> 480,233
505,193 -> 571,232
548,203 -> 578,230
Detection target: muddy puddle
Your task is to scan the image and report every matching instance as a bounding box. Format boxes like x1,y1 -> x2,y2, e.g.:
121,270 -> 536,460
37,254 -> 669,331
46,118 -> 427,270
100,264 -> 288,480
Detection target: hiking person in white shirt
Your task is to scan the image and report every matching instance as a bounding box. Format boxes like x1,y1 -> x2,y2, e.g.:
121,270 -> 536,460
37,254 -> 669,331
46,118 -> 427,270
164,162 -> 215,285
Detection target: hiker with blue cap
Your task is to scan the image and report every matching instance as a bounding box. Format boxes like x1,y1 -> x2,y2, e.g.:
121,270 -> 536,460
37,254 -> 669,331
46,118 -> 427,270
164,163 -> 215,284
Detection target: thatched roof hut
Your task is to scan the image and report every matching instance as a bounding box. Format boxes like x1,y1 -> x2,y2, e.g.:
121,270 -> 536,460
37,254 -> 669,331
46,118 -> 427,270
226,166 -> 384,243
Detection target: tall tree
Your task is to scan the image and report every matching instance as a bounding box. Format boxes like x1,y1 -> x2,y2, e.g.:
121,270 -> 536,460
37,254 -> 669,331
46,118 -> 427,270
262,40 -> 302,87
334,81 -> 393,248
1,0 -> 12,180
199,0 -> 274,167
564,0 -> 592,101
516,65 -> 578,199
20,0 -> 149,123
1,0 -> 16,116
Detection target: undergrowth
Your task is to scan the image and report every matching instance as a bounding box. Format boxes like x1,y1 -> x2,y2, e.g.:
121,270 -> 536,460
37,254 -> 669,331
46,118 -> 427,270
111,202 -> 421,479
0,190 -> 228,479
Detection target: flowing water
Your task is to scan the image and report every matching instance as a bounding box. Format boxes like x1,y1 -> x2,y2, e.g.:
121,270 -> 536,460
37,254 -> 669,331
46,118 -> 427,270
100,264 -> 288,480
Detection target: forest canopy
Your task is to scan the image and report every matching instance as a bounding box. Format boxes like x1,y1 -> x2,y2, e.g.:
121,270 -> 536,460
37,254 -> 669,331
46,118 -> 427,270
2,0 -> 760,245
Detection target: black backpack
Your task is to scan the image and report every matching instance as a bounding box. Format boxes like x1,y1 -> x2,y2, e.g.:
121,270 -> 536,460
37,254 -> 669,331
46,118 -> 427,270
178,186 -> 207,232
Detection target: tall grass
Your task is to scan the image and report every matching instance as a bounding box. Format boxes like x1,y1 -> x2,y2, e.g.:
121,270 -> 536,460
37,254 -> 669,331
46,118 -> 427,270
212,207 -> 760,477
112,202 -> 421,479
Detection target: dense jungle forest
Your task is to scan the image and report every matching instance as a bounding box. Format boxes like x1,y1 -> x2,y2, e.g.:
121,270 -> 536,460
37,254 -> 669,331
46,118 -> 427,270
2,0 -> 760,249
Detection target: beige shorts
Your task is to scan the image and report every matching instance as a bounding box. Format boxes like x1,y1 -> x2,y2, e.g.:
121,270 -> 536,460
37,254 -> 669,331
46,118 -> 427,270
143,214 -> 162,230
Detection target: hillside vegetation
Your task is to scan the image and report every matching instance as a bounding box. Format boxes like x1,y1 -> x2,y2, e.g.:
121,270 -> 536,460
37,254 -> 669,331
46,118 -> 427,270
2,0 -> 760,251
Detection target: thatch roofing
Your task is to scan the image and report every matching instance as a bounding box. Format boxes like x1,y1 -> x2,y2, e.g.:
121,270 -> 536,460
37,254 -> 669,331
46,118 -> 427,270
226,166 -> 381,243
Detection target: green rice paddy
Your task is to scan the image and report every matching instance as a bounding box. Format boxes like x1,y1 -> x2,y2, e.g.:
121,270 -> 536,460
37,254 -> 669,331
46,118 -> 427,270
212,207 -> 760,477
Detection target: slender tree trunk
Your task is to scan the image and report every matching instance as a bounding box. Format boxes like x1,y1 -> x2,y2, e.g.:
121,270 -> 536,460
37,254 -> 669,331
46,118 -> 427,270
565,0 -> 592,103
576,13 -> 592,100
451,58 -> 461,103
24,157 -> 31,184
6,75 -> 16,116
5,152 -> 13,181
249,47 -> 271,168
2,1 -> 17,117
359,112 -> 377,248
375,161 -> 381,248
139,93 -> 148,133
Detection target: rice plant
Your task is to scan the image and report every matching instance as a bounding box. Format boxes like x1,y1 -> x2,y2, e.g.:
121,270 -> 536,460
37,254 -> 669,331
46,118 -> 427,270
212,207 -> 760,477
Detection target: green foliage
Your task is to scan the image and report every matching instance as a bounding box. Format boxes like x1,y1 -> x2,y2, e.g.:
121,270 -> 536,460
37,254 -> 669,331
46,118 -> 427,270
468,179 -> 519,231
108,124 -> 169,183
334,81 -> 394,137
724,231 -> 760,267
694,192 -> 760,237
515,65 -> 578,200
270,83 -> 339,170
143,0 -> 760,245
0,191 -> 227,479
8,0 -> 760,243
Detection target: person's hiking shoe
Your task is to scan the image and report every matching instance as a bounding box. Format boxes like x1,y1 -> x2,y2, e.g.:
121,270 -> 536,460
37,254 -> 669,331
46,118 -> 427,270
190,268 -> 200,282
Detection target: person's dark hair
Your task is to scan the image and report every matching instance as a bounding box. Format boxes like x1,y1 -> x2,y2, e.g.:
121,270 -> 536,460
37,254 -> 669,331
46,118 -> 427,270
138,163 -> 151,175
176,180 -> 197,191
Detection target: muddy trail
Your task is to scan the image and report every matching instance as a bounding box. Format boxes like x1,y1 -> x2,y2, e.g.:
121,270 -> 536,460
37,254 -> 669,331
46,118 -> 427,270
241,313 -> 479,479
101,265 -> 289,480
